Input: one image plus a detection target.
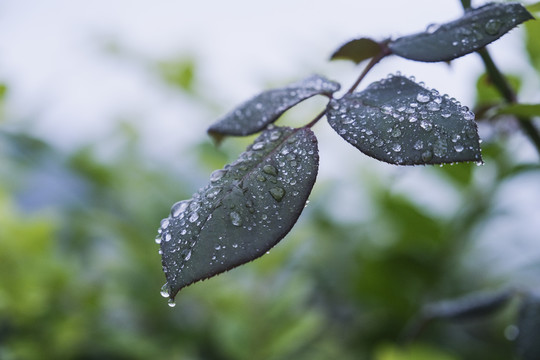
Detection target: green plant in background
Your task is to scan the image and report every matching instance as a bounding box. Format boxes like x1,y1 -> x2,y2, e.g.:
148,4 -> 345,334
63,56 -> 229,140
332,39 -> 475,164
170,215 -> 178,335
2,1 -> 540,359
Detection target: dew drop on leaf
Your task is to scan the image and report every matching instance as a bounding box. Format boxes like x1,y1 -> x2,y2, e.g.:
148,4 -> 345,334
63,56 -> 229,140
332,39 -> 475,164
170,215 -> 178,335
229,211 -> 243,227
269,187 -> 286,202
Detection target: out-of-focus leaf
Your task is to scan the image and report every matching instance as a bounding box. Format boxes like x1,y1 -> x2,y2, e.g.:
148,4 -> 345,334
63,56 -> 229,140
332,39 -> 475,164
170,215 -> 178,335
421,288 -> 514,321
375,343 -> 459,360
389,3 -> 534,62
207,75 -> 340,139
159,126 -> 319,300
526,2 -> 540,13
475,72 -> 521,106
326,74 -> 482,165
516,294 -> 540,360
330,38 -> 382,64
525,16 -> 540,72
158,58 -> 196,92
497,103 -> 540,117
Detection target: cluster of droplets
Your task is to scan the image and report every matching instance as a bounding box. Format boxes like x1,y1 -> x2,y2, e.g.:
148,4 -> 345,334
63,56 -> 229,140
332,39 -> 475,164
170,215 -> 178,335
327,74 -> 481,165
208,74 -> 340,136
448,3 -> 521,53
157,125 -> 319,302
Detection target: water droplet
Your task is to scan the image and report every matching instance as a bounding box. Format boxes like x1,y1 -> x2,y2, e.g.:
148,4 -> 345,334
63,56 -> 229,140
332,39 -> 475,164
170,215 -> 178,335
441,112 -> 452,119
210,169 -> 227,182
155,235 -> 162,245
252,142 -> 265,150
454,144 -> 464,152
426,102 -> 440,111
189,212 -> 199,223
420,120 -> 433,131
168,299 -> 176,308
433,139 -> 448,157
171,200 -> 189,217
160,218 -> 170,230
269,187 -> 285,202
416,93 -> 430,103
485,19 -> 502,35
414,140 -> 424,150
341,116 -> 355,124
160,283 -> 169,298
391,128 -> 401,137
269,130 -> 281,141
182,249 -> 192,261
463,111 -> 475,121
257,174 -> 266,182
230,211 -> 242,227
426,23 -> 440,34
189,202 -> 200,212
422,150 -> 433,162
262,164 -> 278,176
408,115 -> 418,123
165,233 -> 172,242
392,143 -> 402,152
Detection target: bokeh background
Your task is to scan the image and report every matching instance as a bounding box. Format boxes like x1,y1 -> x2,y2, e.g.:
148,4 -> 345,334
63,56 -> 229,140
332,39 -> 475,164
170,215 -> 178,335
1,0 -> 540,359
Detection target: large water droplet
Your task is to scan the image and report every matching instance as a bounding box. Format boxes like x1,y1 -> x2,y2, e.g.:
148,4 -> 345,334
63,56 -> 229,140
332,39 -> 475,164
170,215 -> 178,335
189,212 -> 199,223
416,93 -> 430,103
485,19 -> 502,35
160,218 -> 170,230
210,169 -> 227,182
262,164 -> 278,176
422,150 -> 433,162
269,187 -> 286,202
426,102 -> 440,111
252,142 -> 265,150
171,200 -> 189,217
160,283 -> 170,298
230,211 -> 243,227
392,143 -> 402,152
454,144 -> 464,152
168,299 -> 176,308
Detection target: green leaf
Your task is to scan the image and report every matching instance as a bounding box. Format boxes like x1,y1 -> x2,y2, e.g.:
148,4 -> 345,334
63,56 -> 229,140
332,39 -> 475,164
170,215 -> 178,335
516,294 -> 540,360
526,2 -> 540,13
497,103 -> 540,117
159,126 -> 319,300
389,2 -> 534,62
525,15 -> 540,72
421,288 -> 514,321
330,38 -> 382,64
326,74 -> 482,165
207,75 -> 340,138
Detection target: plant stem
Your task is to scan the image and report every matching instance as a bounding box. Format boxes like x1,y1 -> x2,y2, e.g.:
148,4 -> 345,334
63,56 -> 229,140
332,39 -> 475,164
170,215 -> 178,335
477,48 -> 540,155
458,1 -> 540,156
346,46 -> 390,95
306,45 -> 390,129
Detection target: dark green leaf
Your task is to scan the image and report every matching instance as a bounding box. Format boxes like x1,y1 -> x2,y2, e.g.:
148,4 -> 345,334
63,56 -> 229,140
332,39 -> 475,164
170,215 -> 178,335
498,103 -> 540,117
330,38 -> 382,64
389,3 -> 534,62
159,126 -> 319,300
516,294 -> 540,360
326,75 -> 482,165
207,75 -> 340,138
422,288 -> 514,321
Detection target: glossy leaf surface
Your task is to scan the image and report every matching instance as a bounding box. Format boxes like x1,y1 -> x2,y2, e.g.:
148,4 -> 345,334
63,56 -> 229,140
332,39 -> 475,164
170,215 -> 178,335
389,2 -> 534,62
159,126 -> 319,299
330,38 -> 381,64
516,294 -> 540,360
207,75 -> 340,138
327,75 -> 482,165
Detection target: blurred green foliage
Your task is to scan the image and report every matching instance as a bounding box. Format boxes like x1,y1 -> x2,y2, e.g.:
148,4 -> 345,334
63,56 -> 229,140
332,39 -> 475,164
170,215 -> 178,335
1,7 -> 540,360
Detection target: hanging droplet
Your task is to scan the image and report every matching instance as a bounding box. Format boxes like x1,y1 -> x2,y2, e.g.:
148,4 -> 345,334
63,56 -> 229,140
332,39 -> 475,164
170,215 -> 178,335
269,187 -> 286,202
155,235 -> 162,245
160,283 -> 170,298
422,150 -> 433,162
168,298 -> 176,308
229,211 -> 243,227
